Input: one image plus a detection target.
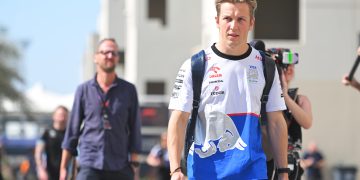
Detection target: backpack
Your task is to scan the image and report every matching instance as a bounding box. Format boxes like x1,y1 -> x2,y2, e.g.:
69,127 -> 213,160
181,48 -> 276,174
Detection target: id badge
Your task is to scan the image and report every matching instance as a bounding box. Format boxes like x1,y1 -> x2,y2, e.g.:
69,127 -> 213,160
103,119 -> 112,130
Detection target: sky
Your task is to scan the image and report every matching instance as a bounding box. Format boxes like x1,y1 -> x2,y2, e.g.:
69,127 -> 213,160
0,1 -> 99,94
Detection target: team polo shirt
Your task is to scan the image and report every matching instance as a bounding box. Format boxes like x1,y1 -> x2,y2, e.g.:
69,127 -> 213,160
169,44 -> 286,179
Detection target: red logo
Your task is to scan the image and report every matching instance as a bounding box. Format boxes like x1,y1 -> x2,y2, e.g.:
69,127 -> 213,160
210,66 -> 221,73
255,55 -> 262,61
209,74 -> 222,78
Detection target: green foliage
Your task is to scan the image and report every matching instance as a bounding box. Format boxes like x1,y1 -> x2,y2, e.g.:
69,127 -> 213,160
0,38 -> 31,114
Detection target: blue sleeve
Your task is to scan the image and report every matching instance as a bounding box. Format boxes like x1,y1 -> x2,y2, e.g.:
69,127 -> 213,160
128,84 -> 142,153
62,85 -> 84,156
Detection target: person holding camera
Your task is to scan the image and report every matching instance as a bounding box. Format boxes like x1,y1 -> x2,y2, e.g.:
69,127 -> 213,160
342,47 -> 360,91
250,40 -> 313,180
268,49 -> 313,180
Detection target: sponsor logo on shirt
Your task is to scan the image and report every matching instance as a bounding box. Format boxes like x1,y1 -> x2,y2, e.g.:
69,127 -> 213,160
194,107 -> 247,158
175,79 -> 183,84
209,79 -> 224,84
209,66 -> 222,78
171,91 -> 179,98
255,55 -> 262,61
210,66 -> 221,73
206,54 -> 211,61
247,65 -> 259,83
210,86 -> 225,96
209,74 -> 223,78
174,84 -> 182,90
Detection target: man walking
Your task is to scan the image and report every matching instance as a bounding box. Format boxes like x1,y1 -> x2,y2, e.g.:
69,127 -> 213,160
60,38 -> 142,180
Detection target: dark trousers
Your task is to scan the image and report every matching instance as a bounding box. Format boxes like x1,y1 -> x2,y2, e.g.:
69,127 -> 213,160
77,165 -> 134,180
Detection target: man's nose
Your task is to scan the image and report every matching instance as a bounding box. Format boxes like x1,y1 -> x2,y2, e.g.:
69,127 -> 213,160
230,20 -> 239,30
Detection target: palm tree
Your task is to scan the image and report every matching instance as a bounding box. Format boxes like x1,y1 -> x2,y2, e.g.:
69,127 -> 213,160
0,36 -> 31,114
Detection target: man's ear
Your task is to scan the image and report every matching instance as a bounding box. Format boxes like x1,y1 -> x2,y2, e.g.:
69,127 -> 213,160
215,16 -> 220,29
249,17 -> 255,31
94,54 -> 97,63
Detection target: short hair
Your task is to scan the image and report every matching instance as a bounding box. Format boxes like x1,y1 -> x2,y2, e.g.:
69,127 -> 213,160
54,105 -> 69,113
96,38 -> 119,50
215,0 -> 257,17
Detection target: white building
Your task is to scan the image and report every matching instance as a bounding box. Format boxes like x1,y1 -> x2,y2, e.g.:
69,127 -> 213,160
82,0 -> 360,178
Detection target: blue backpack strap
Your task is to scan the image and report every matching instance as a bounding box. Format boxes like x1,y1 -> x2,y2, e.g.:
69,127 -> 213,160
259,50 -> 276,125
182,50 -> 206,173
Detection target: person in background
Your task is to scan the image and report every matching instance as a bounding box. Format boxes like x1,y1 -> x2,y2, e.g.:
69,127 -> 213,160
60,38 -> 142,180
34,105 -> 69,180
302,141 -> 325,180
146,132 -> 170,180
270,50 -> 313,180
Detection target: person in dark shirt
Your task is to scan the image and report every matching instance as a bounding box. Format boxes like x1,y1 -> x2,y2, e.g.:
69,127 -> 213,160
35,105 -> 69,180
302,141 -> 325,180
146,132 -> 170,180
60,38 -> 142,180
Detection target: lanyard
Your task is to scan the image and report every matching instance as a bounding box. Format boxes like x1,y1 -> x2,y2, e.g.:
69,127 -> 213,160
96,86 -> 112,130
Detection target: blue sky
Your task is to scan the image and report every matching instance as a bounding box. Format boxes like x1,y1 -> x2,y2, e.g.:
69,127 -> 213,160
0,1 -> 99,94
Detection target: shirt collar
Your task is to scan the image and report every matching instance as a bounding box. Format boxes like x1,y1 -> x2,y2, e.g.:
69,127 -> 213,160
90,73 -> 119,88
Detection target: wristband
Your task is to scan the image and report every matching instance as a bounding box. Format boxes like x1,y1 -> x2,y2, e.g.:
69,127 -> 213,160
276,167 -> 290,174
169,167 -> 181,176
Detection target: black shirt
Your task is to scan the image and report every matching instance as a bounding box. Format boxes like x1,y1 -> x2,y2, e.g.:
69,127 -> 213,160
41,128 -> 65,179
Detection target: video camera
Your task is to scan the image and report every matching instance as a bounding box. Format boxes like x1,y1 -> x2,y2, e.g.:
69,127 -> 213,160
250,40 -> 299,70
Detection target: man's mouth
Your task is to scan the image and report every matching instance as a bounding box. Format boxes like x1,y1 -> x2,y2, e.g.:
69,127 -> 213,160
228,33 -> 239,38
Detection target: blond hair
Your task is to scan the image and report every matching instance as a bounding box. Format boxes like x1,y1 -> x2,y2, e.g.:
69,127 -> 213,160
215,0 -> 257,17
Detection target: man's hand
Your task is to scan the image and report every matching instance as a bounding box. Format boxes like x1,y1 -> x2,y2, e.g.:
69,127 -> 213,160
171,171 -> 186,180
37,167 -> 48,180
59,167 -> 67,180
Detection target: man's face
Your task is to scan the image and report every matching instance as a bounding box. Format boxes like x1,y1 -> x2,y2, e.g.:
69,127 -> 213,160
216,2 -> 254,48
95,40 -> 119,73
53,108 -> 68,126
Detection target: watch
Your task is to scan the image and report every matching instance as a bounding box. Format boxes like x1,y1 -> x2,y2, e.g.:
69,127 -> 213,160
276,167 -> 290,174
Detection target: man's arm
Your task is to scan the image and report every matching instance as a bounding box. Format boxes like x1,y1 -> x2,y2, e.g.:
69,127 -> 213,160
34,141 -> 48,180
59,149 -> 73,180
128,85 -> 142,154
267,110 -> 288,180
60,85 -> 84,180
167,110 -> 190,179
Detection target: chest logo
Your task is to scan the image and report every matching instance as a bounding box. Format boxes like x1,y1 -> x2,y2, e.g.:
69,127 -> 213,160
247,65 -> 259,83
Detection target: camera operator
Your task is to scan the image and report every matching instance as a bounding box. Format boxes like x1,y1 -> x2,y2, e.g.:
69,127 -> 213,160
272,48 -> 313,180
251,40 -> 313,180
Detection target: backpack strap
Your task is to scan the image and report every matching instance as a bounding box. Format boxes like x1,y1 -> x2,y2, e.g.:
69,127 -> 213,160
259,51 -> 276,125
182,50 -> 206,172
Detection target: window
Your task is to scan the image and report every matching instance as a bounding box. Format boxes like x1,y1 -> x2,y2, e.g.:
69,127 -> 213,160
148,0 -> 167,26
140,103 -> 169,127
146,81 -> 165,95
118,50 -> 125,66
254,0 -> 299,40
